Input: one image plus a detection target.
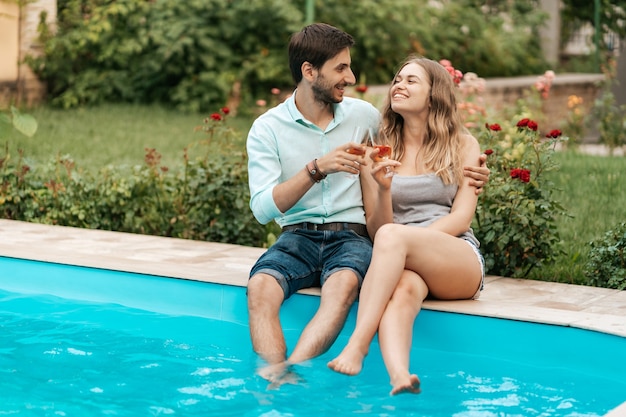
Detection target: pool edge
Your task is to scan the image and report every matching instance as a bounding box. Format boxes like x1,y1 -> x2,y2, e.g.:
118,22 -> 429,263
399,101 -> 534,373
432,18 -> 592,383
1,219 -> 624,337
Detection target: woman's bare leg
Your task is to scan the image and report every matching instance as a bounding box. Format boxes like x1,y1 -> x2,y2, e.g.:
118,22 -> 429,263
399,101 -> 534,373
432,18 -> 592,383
378,271 -> 427,395
328,224 -> 410,375
328,224 -> 482,376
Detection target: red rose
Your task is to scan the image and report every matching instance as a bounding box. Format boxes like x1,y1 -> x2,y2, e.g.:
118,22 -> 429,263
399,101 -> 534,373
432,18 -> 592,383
486,123 -> 501,131
516,118 -> 530,127
511,168 -> 531,183
356,85 -> 368,93
527,120 -> 538,131
210,113 -> 222,121
221,107 -> 230,115
520,169 -> 531,183
484,149 -> 494,155
546,129 -> 562,138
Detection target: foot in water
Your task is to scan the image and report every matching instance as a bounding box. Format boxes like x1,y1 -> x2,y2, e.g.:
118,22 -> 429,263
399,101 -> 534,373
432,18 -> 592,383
258,361 -> 302,390
327,346 -> 366,376
390,374 -> 421,395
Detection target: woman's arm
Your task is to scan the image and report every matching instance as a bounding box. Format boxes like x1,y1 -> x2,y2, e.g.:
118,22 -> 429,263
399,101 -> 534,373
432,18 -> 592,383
360,148 -> 397,239
428,135 -> 481,236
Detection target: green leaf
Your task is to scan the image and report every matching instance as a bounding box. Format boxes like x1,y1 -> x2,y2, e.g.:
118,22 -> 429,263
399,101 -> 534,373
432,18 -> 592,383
11,106 -> 38,137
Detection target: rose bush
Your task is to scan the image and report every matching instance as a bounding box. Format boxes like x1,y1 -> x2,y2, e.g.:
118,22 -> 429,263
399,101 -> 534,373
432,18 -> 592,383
472,118 -> 568,277
442,59 -> 570,277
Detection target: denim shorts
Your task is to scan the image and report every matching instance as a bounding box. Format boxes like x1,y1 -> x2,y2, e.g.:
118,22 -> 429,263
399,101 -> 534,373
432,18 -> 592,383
249,229 -> 373,299
461,237 -> 485,300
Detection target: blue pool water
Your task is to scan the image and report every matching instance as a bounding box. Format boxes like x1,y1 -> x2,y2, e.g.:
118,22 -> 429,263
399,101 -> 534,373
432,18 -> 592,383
1,256 -> 625,416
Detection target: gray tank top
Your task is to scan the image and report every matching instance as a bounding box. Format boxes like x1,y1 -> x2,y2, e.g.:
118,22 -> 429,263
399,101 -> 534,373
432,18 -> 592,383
391,174 -> 479,247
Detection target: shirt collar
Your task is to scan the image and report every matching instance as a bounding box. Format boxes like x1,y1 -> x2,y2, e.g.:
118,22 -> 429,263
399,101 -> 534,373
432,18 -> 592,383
286,89 -> 344,132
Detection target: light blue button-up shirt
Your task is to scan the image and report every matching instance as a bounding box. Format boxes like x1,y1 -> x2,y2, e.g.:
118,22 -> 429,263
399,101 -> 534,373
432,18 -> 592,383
247,91 -> 381,227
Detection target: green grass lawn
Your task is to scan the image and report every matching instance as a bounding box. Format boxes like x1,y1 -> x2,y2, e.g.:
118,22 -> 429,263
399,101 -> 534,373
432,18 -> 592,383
5,104 -> 251,169
3,104 -> 625,284
533,151 -> 626,284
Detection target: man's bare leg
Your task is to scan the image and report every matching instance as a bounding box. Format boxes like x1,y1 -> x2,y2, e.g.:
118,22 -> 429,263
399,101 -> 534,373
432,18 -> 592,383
247,273 -> 289,383
287,270 -> 359,364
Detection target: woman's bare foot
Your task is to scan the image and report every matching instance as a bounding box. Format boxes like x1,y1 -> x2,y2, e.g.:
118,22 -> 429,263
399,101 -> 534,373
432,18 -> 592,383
390,374 -> 421,395
327,345 -> 367,375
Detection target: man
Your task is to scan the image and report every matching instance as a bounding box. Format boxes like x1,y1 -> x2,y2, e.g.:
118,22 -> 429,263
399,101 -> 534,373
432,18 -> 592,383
246,23 -> 488,386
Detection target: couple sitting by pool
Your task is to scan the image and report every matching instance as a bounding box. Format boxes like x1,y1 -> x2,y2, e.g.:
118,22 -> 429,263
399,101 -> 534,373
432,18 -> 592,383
245,23 -> 487,395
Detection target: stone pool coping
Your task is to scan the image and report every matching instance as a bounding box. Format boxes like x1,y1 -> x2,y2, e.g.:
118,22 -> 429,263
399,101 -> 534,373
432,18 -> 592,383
1,219 -> 625,415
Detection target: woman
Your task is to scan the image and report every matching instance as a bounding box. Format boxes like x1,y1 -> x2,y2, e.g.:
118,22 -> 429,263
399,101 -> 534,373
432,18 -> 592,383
327,56 -> 484,395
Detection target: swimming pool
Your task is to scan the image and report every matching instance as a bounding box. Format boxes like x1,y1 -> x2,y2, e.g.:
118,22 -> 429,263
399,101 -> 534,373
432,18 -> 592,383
2,255 -> 625,416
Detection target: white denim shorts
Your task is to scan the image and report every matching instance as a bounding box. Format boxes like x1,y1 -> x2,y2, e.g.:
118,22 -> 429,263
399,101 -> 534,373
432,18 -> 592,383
461,237 -> 485,300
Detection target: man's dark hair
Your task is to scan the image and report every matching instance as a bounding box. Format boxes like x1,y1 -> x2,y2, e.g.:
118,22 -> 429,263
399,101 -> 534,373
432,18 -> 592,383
288,23 -> 355,85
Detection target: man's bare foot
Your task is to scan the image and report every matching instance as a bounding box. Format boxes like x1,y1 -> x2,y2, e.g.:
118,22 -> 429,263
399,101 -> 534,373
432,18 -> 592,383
258,361 -> 288,383
327,346 -> 366,376
258,361 -> 302,390
267,368 -> 302,390
390,374 -> 421,395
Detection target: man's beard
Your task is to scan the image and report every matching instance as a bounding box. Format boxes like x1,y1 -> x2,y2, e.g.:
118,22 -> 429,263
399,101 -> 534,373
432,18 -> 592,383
312,74 -> 343,104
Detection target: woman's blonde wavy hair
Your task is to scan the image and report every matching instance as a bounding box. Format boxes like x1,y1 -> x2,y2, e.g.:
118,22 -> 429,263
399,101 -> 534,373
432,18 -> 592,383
379,55 -> 467,185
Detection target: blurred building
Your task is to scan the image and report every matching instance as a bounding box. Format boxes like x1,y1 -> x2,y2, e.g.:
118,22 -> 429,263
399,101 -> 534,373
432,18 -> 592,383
0,0 -> 56,107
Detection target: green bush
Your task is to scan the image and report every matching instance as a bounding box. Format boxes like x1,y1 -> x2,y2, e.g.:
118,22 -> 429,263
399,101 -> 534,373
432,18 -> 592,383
406,0 -> 548,77
457,65 -> 568,277
0,110 -> 277,248
440,60 -> 569,278
28,0 -> 549,111
472,117 -> 568,278
584,222 -> 626,290
28,0 -> 302,112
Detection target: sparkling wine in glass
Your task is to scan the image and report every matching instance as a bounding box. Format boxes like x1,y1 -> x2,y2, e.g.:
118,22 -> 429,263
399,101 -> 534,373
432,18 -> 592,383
370,129 -> 394,178
345,126 -> 368,177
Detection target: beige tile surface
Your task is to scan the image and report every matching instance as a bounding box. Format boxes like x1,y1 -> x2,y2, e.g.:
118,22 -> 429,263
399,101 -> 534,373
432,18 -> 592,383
1,219 -> 625,338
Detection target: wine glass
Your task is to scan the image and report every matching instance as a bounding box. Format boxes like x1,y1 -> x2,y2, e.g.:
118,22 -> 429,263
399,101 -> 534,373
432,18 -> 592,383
369,129 -> 394,178
345,126 -> 368,178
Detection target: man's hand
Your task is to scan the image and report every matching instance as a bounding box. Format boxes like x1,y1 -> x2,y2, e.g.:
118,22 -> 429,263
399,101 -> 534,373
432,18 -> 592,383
314,142 -> 369,175
464,153 -> 490,195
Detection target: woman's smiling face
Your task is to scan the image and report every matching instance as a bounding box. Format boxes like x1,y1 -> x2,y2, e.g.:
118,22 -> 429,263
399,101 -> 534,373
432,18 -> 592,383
390,62 -> 432,116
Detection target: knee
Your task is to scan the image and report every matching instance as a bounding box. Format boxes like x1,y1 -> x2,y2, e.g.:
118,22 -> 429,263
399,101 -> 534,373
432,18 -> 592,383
392,274 -> 428,305
248,273 -> 284,312
373,223 -> 405,249
323,270 -> 359,305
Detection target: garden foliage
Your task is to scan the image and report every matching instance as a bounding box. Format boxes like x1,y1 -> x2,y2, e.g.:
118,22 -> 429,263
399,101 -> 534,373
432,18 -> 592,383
591,58 -> 626,155
584,222 -> 626,290
0,107 -> 38,139
451,64 -> 570,278
472,119 -> 568,278
28,0 -> 303,112
28,0 -> 549,111
0,109 -> 275,248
